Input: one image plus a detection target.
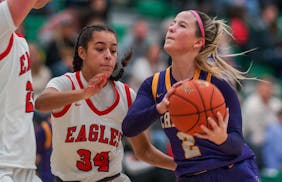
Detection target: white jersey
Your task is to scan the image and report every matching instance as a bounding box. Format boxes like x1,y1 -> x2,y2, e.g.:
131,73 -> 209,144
48,71 -> 135,182
0,1 -> 36,169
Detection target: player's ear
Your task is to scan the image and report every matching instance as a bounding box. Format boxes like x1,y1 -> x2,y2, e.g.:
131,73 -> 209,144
78,47 -> 86,60
193,38 -> 204,49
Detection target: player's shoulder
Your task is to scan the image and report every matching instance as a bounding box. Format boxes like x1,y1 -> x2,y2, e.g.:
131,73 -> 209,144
47,72 -> 74,91
114,80 -> 135,91
112,80 -> 129,90
145,68 -> 167,84
51,72 -> 74,82
211,76 -> 233,89
211,76 -> 238,99
113,80 -> 136,101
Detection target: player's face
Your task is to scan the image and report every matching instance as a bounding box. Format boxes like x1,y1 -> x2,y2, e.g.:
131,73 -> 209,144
81,31 -> 117,77
164,11 -> 200,55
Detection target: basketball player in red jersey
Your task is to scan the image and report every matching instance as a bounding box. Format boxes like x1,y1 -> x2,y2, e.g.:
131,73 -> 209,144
0,0 -> 51,181
35,24 -> 174,182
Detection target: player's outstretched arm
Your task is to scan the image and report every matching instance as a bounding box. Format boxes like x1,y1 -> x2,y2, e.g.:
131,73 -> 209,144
128,132 -> 176,171
7,0 -> 50,27
35,88 -> 86,112
35,73 -> 109,112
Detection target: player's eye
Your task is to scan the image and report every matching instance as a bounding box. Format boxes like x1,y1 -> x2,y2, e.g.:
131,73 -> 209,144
96,48 -> 104,52
169,21 -> 176,27
111,49 -> 117,54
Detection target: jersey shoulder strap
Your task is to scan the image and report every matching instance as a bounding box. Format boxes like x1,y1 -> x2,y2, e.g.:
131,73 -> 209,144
123,83 -> 132,108
206,72 -> 212,82
152,68 -> 212,102
152,72 -> 160,102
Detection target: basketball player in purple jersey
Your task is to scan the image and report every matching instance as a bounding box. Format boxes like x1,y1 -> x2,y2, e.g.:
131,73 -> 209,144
35,116 -> 54,182
122,10 -> 261,182
35,24 -> 174,182
0,0 -> 50,181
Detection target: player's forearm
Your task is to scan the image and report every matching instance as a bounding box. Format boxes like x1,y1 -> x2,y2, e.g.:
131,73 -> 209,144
35,89 -> 85,112
135,144 -> 176,171
217,132 -> 244,155
128,133 -> 176,171
7,0 -> 39,27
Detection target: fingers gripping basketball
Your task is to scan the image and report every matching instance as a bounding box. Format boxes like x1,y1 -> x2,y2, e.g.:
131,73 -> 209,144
168,80 -> 226,135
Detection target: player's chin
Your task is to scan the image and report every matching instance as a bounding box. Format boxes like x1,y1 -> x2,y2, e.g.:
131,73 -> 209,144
164,44 -> 173,55
101,67 -> 114,73
101,69 -> 113,76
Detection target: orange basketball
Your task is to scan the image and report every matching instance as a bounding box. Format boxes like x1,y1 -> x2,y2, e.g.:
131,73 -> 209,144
168,80 -> 226,135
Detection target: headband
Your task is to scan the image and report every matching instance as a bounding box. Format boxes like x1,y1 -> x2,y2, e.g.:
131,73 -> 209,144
190,10 -> 205,46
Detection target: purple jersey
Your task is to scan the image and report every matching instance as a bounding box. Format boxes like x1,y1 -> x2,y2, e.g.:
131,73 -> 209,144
122,67 -> 256,177
36,120 -> 54,182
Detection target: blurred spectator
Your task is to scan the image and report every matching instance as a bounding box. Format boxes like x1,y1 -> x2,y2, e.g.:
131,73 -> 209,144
42,11 -> 77,77
118,19 -> 152,82
224,0 -> 261,18
229,4 -> 249,47
34,112 -> 53,182
227,3 -> 252,72
64,0 -> 89,8
262,108 -> 282,173
242,75 -> 282,169
29,1 -> 55,16
128,43 -> 166,91
29,43 -> 51,99
88,0 -> 111,23
78,0 -> 111,28
39,9 -> 79,46
246,1 -> 282,77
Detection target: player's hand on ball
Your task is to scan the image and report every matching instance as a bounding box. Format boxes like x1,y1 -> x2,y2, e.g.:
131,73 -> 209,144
84,72 -> 109,99
194,108 -> 229,145
156,81 -> 182,114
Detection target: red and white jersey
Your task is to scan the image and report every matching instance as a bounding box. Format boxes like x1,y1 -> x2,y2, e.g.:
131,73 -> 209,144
48,71 -> 135,181
0,1 -> 36,169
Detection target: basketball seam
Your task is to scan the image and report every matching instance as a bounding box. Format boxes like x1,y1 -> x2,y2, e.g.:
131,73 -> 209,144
208,86 -> 215,128
193,81 -> 209,129
169,103 -> 225,116
172,93 -> 201,132
171,103 -> 225,133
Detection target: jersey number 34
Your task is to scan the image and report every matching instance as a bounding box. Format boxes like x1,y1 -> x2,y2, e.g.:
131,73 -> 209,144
76,149 -> 110,172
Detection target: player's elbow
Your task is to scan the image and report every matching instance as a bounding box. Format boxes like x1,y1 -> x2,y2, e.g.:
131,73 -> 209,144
34,97 -> 48,112
122,121 -> 133,137
34,99 -> 43,111
122,118 -> 139,137
232,143 -> 244,155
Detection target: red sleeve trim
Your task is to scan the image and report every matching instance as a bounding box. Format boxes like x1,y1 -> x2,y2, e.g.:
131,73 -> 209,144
0,34 -> 14,61
75,71 -> 84,89
15,32 -> 25,38
124,84 -> 132,108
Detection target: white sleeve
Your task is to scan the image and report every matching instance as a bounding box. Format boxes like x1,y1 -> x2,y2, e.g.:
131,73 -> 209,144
129,87 -> 136,102
0,1 -> 17,53
46,74 -> 73,92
